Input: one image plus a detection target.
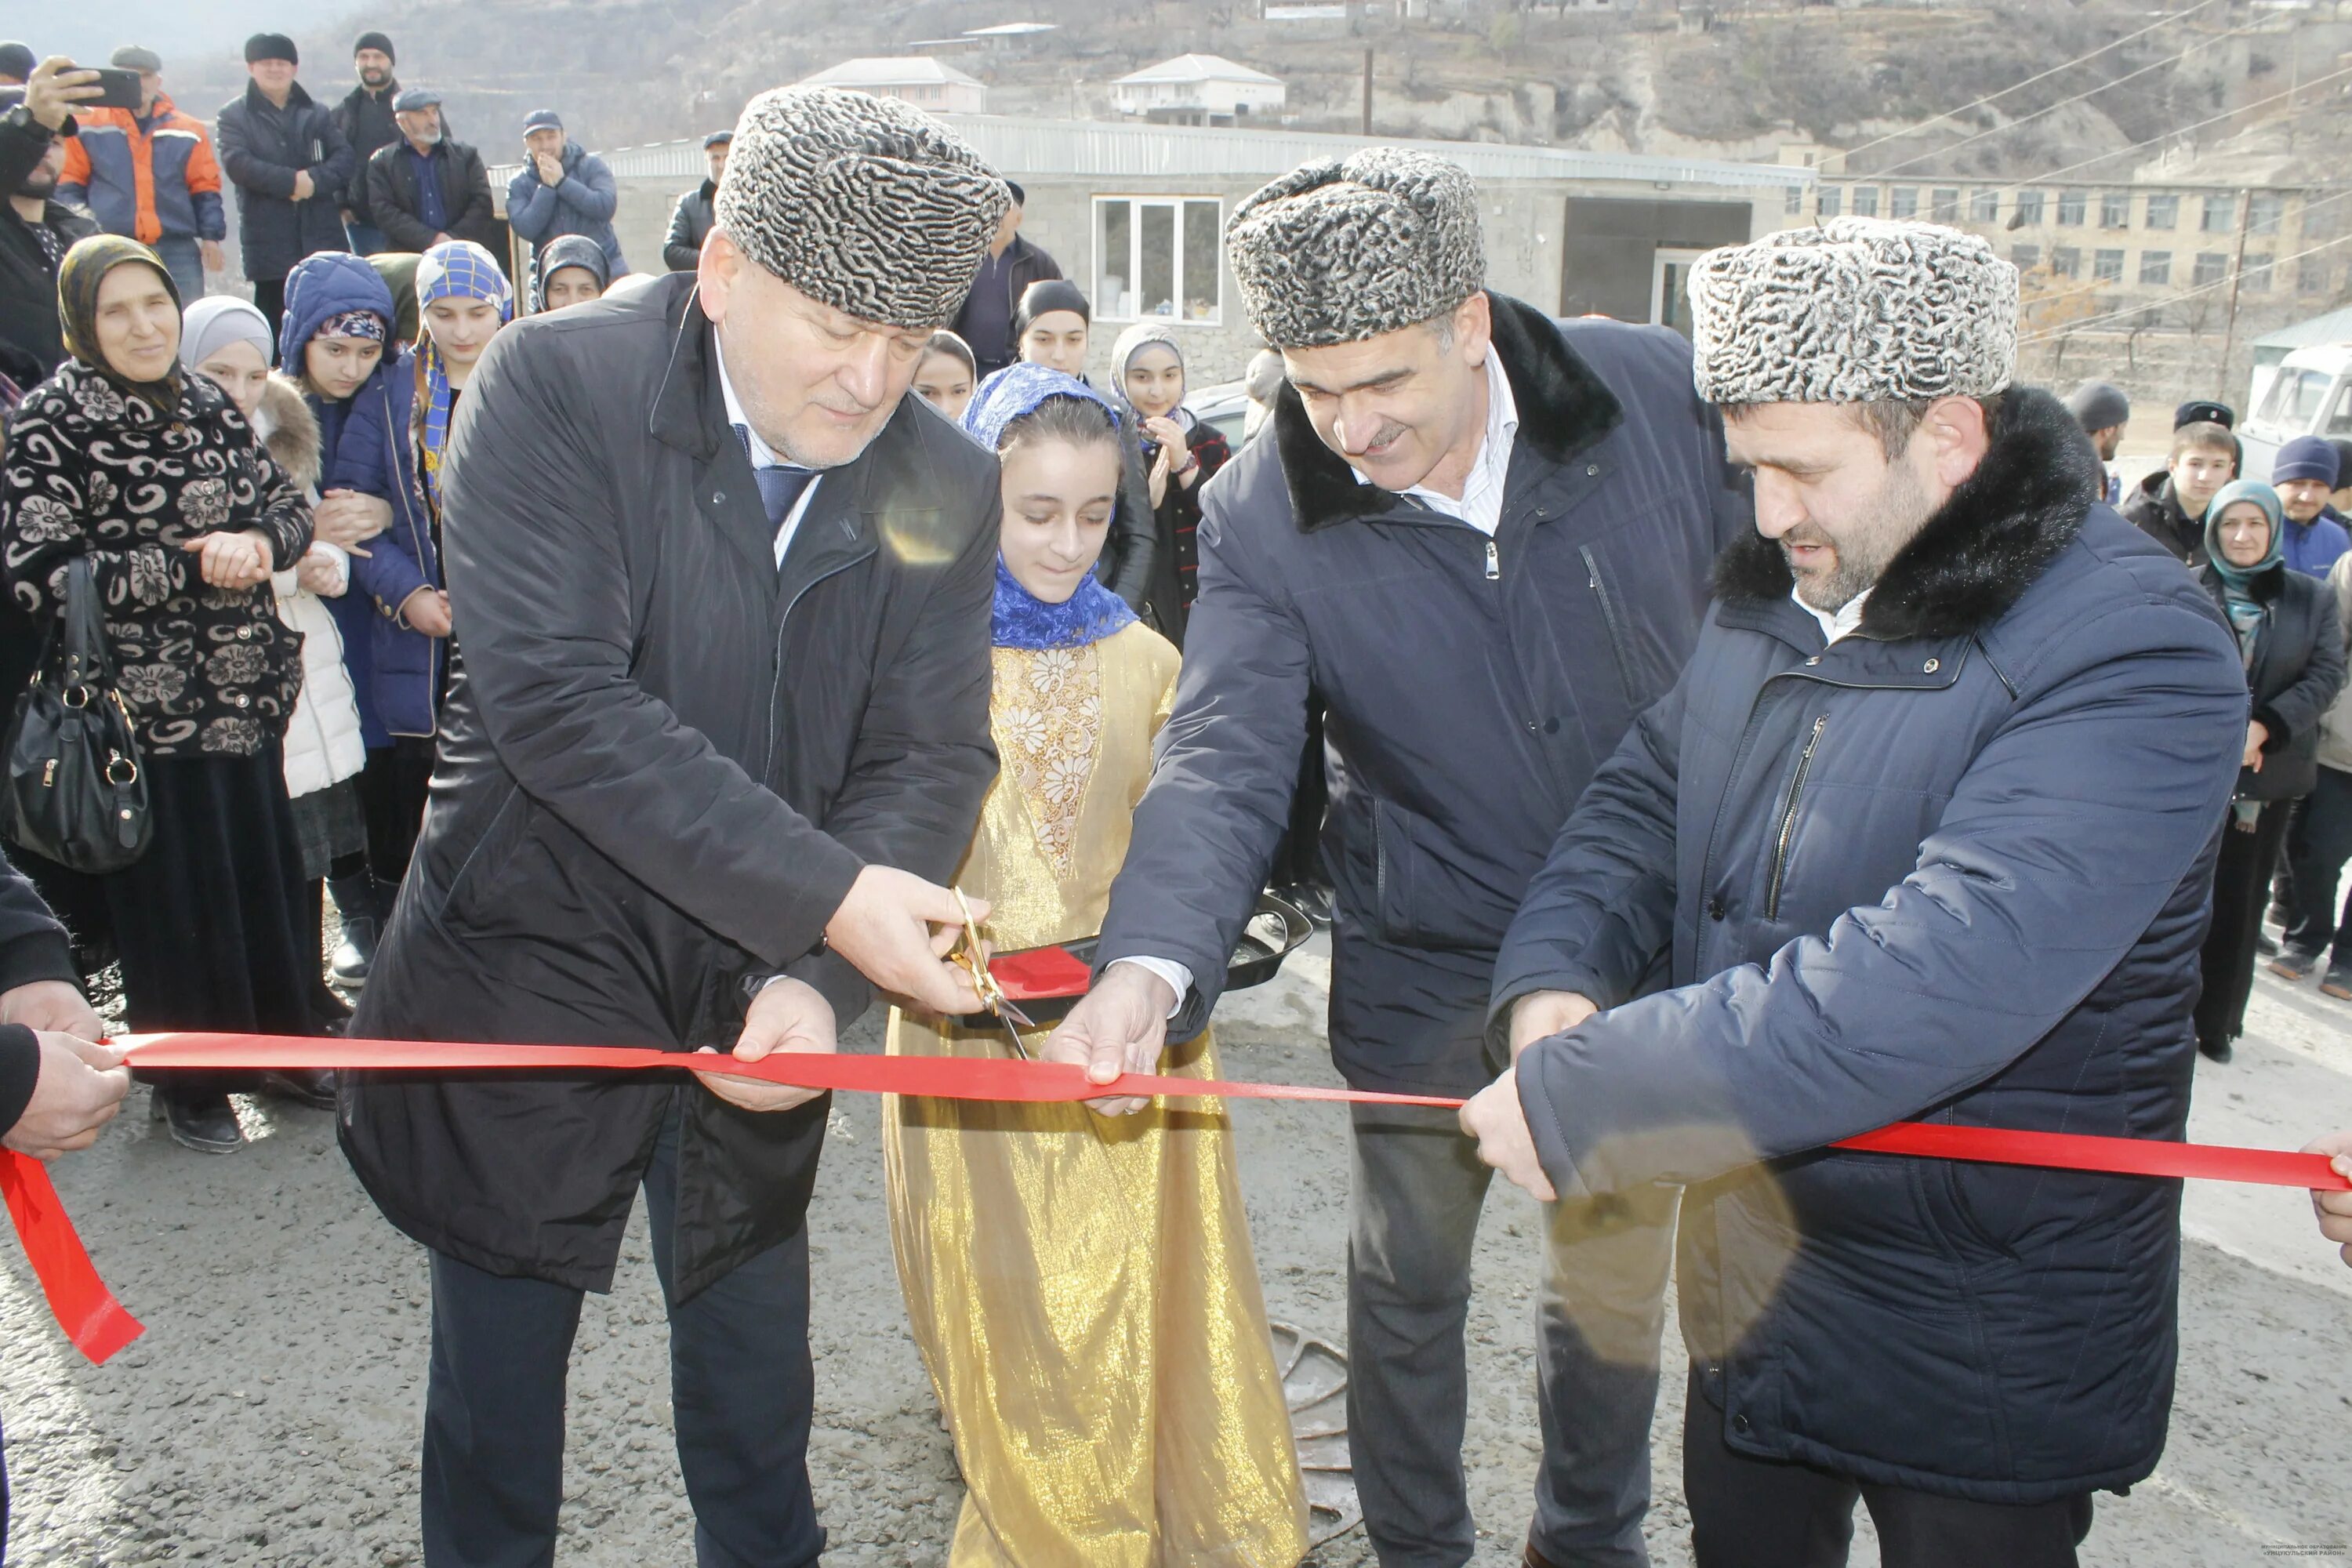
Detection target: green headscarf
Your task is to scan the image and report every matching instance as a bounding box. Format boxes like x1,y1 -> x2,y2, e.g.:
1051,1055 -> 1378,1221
2205,477 -> 2285,662
56,234 -> 184,410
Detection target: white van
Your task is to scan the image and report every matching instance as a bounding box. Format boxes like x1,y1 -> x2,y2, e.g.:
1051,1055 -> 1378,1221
2241,342 -> 2352,481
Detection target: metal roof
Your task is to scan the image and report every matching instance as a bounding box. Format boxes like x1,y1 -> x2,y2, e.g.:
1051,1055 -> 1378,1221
1115,53 -> 1284,87
798,56 -> 986,89
535,114 -> 1809,191
2255,303 -> 2352,351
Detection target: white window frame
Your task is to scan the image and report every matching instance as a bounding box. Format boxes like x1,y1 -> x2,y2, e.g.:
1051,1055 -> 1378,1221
1092,195 -> 1225,326
1652,248 -> 1708,336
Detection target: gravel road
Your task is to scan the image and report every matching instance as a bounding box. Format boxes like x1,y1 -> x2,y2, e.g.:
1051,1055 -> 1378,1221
0,936 -> 2346,1565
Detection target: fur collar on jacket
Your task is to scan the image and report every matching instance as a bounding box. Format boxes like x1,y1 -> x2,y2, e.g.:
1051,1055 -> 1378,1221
1270,292 -> 1625,533
253,373 -> 323,492
1712,383 -> 2101,641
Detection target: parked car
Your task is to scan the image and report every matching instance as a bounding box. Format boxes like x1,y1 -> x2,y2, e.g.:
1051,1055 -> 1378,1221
1185,379 -> 1254,450
2243,343 -> 2352,481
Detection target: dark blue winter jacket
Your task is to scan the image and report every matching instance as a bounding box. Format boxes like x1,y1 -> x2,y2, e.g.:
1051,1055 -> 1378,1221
1093,296 -> 1749,1094
283,252 -> 443,744
1496,387 -> 2249,1504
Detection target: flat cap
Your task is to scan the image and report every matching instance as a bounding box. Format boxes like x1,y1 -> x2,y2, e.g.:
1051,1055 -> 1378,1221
1224,147 -> 1484,349
110,46 -> 163,74
1690,218 -> 2018,405
713,85 -> 1008,332
393,87 -> 441,112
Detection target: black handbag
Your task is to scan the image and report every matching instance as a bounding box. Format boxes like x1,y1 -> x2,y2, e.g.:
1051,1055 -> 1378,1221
0,556 -> 151,873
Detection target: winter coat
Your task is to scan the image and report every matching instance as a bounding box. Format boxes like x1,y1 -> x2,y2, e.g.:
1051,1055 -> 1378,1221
0,851 -> 81,1134
503,141 -> 624,276
56,96 -> 226,246
1136,407 -> 1231,644
2281,511 -> 2352,579
364,136 -> 499,257
1495,387 -> 2249,1504
2119,469 -> 2209,570
283,251 -> 443,744
950,233 -> 1063,376
0,107 -> 99,382
1093,296 -> 1749,1094
662,180 -> 715,272
339,270 -> 1001,1301
0,361 -> 311,756
2318,553 -> 2352,775
2198,559 -> 2345,803
253,376 -> 365,799
330,79 -> 402,217
215,82 -> 354,285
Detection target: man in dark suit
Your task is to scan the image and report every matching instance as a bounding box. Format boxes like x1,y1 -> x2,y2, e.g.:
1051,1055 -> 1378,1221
339,87 -> 1012,1566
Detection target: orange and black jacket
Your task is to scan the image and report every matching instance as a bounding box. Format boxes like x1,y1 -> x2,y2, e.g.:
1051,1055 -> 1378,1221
57,94 -> 226,246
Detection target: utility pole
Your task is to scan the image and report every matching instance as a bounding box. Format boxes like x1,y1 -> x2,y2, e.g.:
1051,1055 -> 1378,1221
2217,187 -> 2252,402
1361,48 -> 1374,136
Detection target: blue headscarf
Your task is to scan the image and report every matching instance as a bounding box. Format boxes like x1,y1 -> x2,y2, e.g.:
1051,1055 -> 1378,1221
416,240 -> 513,508
964,364 -> 1139,651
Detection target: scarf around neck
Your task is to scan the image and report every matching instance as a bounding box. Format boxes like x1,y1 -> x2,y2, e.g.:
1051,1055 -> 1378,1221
416,240 -> 513,507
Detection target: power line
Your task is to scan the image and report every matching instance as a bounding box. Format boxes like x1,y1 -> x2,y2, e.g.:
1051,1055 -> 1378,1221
1838,0 -> 2229,165
1990,186 -> 2352,321
1872,18 -> 2260,180
1972,64 -> 2352,199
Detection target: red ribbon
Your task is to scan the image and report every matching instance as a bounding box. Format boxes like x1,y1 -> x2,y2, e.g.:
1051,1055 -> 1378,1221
4,1031 -> 2341,1366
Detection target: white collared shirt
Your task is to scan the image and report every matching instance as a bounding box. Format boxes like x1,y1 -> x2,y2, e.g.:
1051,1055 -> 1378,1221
1352,350 -> 1521,535
714,336 -> 821,568
1794,585 -> 1872,645
1115,354 -> 1524,1018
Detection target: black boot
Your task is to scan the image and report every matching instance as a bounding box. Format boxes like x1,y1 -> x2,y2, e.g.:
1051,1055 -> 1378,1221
2198,1033 -> 2234,1064
151,1088 -> 243,1153
328,872 -> 379,990
258,1069 -> 339,1111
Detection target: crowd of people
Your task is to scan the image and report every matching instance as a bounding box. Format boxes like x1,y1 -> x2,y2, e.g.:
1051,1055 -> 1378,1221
2,34 -> 2352,1568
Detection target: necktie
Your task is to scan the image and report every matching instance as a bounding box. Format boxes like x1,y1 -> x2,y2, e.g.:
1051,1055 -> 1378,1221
734,425 -> 814,529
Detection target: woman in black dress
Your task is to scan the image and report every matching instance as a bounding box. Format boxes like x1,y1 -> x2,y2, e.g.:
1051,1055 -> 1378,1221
0,236 -> 325,1150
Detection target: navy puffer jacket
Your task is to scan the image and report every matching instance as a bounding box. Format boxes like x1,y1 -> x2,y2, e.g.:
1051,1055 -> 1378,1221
1495,387 -> 2249,1503
282,252 -> 442,743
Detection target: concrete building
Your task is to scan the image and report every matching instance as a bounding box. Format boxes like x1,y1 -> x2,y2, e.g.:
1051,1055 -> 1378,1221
1781,161 -> 2352,412
1112,54 -> 1287,126
796,57 -> 989,115
492,114 -> 1806,381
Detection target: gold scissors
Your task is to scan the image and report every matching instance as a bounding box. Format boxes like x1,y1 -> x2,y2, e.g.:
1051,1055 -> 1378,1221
950,887 -> 1035,1058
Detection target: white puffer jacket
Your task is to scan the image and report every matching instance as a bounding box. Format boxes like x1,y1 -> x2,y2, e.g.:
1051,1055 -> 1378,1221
254,376 -> 367,800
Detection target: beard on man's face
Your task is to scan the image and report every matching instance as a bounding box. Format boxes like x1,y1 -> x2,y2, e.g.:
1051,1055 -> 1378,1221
1782,455 -> 1936,613
17,165 -> 57,201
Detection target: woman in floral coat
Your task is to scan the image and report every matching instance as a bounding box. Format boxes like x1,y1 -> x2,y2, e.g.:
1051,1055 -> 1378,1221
0,235 -> 321,1152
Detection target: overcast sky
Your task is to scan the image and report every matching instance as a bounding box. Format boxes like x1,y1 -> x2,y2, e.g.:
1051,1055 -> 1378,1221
22,0 -> 349,77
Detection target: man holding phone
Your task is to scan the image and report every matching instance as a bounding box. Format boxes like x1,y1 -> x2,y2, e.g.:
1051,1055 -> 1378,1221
216,33 -> 351,325
56,46 -> 225,303
1,59 -> 102,383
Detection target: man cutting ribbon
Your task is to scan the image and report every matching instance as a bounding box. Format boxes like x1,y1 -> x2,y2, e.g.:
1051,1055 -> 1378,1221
337,88 -> 1007,1567
1460,219 -> 2249,1568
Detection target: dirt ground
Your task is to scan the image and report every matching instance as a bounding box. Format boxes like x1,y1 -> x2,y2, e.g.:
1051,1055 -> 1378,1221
0,934 -> 2347,1566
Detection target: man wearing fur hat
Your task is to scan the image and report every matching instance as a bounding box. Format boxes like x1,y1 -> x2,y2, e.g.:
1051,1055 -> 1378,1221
1048,148 -> 1748,1567
339,87 -> 1009,1564
1461,219 -> 2249,1566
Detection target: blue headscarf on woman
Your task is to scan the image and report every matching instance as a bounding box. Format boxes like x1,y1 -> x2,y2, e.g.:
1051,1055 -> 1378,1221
2205,477 -> 2285,657
962,363 -> 1139,652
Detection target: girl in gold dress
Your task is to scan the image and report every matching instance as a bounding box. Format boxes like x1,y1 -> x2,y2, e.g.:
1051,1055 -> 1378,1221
884,365 -> 1308,1566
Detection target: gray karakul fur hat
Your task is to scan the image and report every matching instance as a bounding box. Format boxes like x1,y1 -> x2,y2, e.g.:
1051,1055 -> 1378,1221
714,86 -> 1011,332
1690,218 -> 2020,406
1224,147 -> 1485,348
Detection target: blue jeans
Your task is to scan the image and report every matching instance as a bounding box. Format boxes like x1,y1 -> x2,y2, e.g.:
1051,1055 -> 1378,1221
343,220 -> 389,256
151,234 -> 205,303
419,1095 -> 825,1567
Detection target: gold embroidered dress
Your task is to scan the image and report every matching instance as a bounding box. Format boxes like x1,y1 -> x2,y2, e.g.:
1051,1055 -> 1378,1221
884,619 -> 1308,1567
